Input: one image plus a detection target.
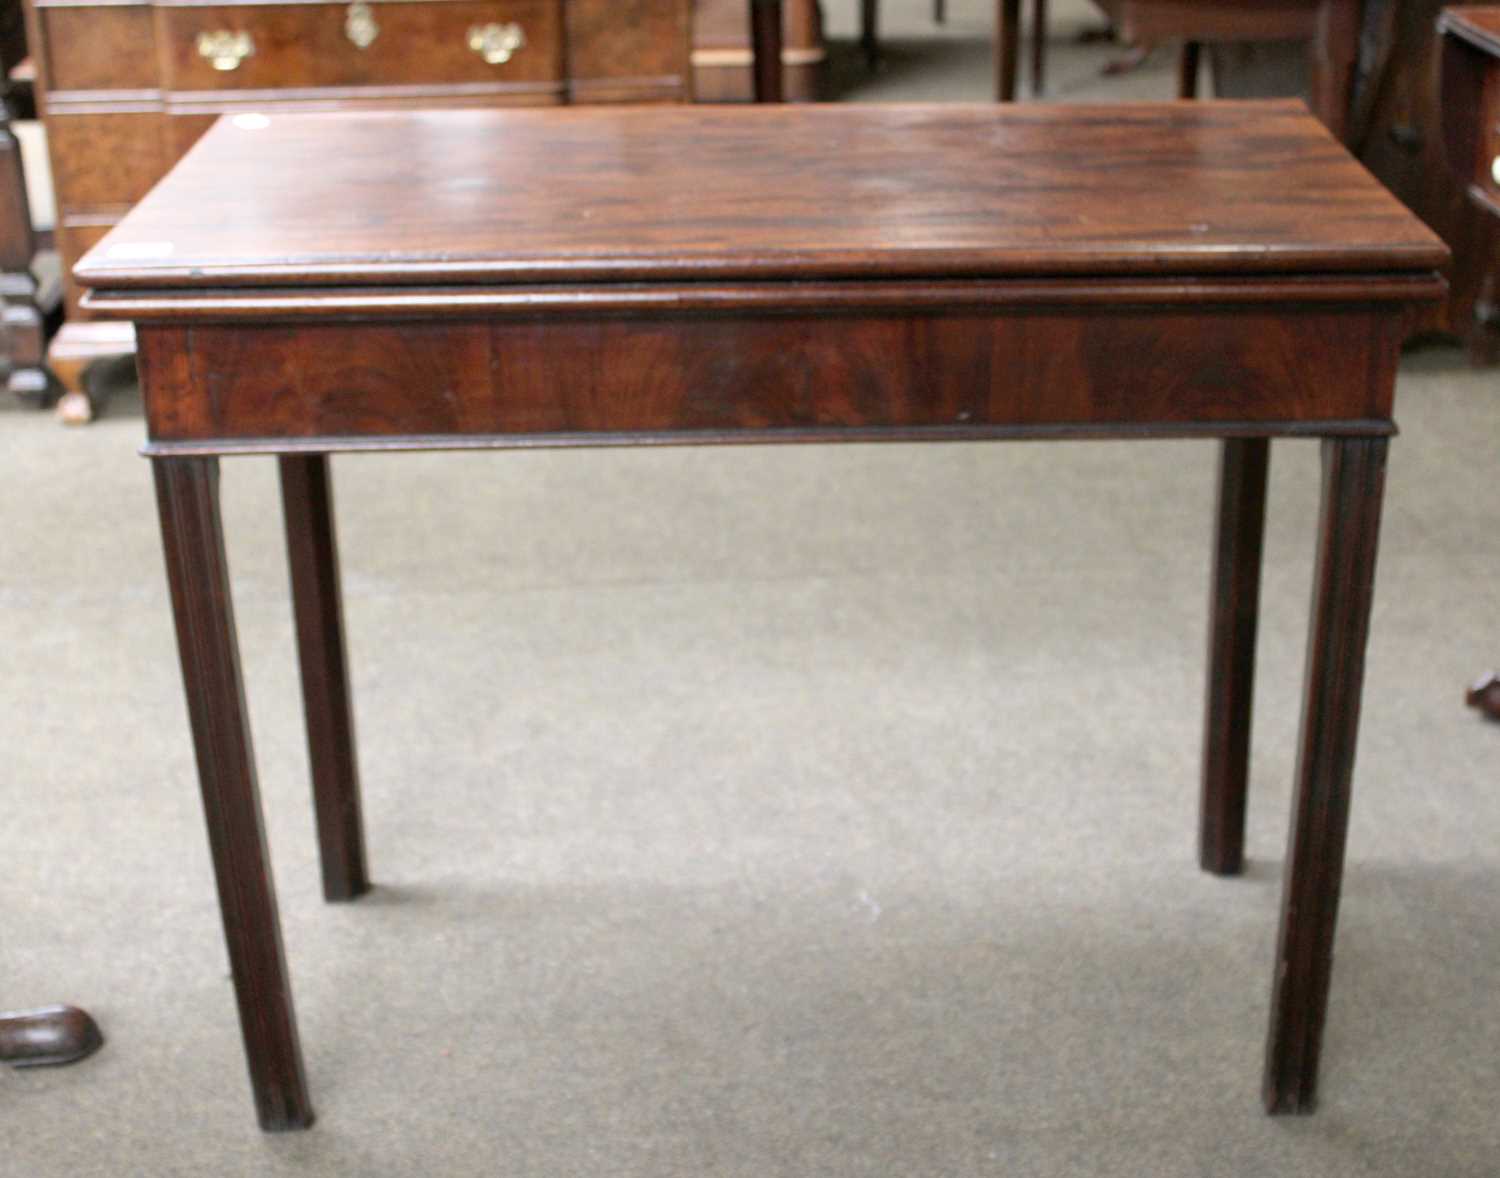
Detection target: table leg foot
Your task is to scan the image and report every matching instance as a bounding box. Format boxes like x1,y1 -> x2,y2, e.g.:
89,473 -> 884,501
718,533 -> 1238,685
1201,438 -> 1269,876
156,456 -> 315,1132
0,1005 -> 103,1068
56,388 -> 94,425
280,455 -> 370,904
1263,436 -> 1387,1115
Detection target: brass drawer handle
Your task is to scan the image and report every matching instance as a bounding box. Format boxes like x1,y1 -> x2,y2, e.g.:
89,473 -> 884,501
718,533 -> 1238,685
196,29 -> 255,71
467,22 -> 525,65
345,1 -> 379,49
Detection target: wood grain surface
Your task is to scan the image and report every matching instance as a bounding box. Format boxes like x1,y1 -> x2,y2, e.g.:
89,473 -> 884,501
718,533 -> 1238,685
130,304 -> 1406,442
75,101 -> 1447,292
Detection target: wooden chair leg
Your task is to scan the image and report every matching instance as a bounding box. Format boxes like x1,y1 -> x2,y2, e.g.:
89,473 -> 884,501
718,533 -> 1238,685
1309,0 -> 1359,143
1263,436 -> 1387,1115
1030,0 -> 1048,94
1178,40 -> 1203,98
1201,438 -> 1269,876
996,0 -> 1021,100
280,455 -> 370,904
861,0 -> 879,69
155,456 -> 314,1132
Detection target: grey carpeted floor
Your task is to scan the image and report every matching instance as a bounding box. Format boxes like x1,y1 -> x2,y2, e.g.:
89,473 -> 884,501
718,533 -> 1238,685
4,2 -> 1498,1175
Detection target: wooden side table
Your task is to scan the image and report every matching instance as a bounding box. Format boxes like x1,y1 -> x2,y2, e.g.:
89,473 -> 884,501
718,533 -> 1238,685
1438,6 -> 1500,721
76,101 -> 1445,1131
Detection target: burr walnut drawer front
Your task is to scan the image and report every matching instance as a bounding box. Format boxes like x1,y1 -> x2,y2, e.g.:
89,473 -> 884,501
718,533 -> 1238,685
158,0 -> 562,92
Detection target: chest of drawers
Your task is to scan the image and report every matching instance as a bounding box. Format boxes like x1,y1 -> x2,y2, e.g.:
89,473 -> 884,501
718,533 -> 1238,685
22,0 -> 692,386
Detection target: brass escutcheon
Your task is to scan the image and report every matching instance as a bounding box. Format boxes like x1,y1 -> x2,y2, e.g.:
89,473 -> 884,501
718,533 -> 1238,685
196,29 -> 255,71
345,1 -> 379,50
466,21 -> 526,65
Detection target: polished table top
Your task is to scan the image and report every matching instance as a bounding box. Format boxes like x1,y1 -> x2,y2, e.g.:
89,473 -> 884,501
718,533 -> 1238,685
77,102 -> 1445,297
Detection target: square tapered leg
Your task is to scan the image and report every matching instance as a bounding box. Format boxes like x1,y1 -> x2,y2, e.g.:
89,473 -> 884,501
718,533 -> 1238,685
1263,436 -> 1387,1114
155,456 -> 314,1131
280,454 -> 369,903
1201,438 -> 1269,876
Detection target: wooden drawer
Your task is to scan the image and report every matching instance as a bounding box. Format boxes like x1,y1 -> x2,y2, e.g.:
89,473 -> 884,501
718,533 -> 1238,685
56,220 -> 119,316
46,112 -> 168,209
39,4 -> 159,92
157,0 -> 562,93
566,0 -> 691,103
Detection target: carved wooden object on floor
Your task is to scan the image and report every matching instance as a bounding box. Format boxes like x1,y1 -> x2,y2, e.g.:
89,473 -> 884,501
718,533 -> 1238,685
1467,673 -> 1500,721
0,1005 -> 103,1068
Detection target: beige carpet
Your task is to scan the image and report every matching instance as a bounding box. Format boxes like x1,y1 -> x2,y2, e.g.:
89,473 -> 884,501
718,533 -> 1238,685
3,2 -> 1497,1174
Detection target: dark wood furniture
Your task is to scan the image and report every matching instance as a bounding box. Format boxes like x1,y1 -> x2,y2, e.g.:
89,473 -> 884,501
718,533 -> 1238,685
0,0 -> 59,404
75,100 -> 1444,1130
0,84 -> 52,403
694,0 -> 821,102
1440,3 -> 1500,213
994,0 -> 1360,133
992,0 -> 1048,99
0,1005 -> 102,1067
749,0 -> 784,102
20,0 -> 694,421
1439,6 -> 1500,721
1359,0 -> 1500,353
1119,0 -> 1358,124
860,0 -> 1049,100
858,0 -> 1049,99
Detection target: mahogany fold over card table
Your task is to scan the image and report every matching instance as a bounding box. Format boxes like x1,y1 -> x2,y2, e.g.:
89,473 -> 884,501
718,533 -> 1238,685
75,102 -> 1446,1131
